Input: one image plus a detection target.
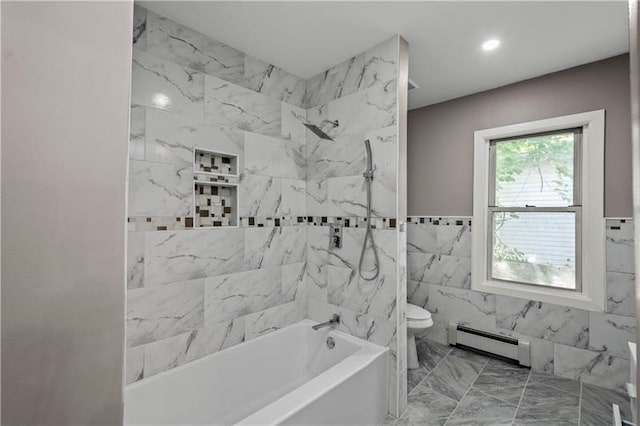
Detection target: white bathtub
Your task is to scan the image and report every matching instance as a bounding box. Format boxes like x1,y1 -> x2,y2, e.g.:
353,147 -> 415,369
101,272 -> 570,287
125,319 -> 389,425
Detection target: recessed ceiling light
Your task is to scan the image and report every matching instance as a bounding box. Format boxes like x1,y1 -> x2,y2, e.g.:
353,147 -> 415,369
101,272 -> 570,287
482,39 -> 501,51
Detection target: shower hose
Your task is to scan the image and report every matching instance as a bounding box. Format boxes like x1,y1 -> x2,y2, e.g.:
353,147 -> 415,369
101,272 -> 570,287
358,140 -> 380,281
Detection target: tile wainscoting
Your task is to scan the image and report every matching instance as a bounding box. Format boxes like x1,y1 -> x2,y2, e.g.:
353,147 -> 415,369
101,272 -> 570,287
407,216 -> 636,391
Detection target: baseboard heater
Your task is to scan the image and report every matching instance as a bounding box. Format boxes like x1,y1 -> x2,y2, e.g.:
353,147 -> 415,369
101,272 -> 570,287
448,322 -> 531,367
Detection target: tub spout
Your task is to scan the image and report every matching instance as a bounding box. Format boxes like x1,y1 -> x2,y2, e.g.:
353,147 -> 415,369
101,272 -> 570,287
312,314 -> 341,330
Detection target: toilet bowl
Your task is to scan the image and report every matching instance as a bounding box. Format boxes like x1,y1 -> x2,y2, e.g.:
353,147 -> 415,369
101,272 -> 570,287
407,303 -> 433,370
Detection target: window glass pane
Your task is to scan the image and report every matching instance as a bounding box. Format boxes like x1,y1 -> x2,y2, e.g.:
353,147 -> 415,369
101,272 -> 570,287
491,212 -> 576,289
494,131 -> 575,207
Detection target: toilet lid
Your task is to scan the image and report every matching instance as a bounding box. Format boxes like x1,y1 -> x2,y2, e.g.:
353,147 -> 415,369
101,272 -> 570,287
407,303 -> 431,321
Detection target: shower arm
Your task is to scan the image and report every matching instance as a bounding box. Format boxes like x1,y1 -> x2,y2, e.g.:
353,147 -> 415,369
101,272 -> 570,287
321,119 -> 340,127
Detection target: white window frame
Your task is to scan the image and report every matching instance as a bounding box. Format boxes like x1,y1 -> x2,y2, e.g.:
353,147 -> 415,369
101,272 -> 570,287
472,110 -> 605,312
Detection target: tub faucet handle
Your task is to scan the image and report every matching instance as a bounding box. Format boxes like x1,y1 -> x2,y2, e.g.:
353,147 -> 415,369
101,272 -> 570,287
330,223 -> 342,248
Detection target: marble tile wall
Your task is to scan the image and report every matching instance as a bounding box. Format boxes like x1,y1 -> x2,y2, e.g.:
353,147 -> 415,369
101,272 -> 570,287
129,6 -> 308,226
126,5 -> 309,383
128,8 -> 406,418
127,227 -> 307,383
407,216 -> 636,391
304,36 -> 406,417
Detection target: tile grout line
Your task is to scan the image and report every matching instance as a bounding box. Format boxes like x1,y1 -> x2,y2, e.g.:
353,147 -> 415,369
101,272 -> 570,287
407,344 -> 454,397
474,388 -> 521,407
442,357 -> 490,426
577,382 -> 583,425
532,377 -> 583,397
510,368 -> 533,425
407,353 -> 448,397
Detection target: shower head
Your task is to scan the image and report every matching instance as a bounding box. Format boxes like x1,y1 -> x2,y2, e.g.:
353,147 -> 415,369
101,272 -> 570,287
303,120 -> 339,141
304,123 -> 333,141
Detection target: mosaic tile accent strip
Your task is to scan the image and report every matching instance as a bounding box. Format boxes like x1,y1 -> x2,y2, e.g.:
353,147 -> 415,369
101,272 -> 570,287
128,216 -> 400,231
194,183 -> 235,227
194,150 -> 235,175
408,216 -> 472,227
128,215 -> 630,232
409,216 -> 634,228
239,216 -> 303,228
606,218 -> 634,230
306,216 -> 398,229
240,216 -> 398,229
128,216 -> 194,232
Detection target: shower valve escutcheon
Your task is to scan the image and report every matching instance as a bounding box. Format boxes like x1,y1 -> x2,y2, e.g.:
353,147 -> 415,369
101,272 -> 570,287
330,223 -> 343,248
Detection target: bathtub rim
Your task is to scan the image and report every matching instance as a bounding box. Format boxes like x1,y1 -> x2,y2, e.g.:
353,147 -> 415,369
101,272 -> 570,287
125,319 -> 387,392
235,320 -> 389,425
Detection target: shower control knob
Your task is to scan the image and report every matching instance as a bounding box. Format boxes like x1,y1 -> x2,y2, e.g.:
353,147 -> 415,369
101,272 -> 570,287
329,223 -> 343,248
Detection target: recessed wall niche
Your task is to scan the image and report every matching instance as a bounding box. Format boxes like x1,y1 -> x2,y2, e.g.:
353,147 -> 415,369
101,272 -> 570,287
193,148 -> 239,227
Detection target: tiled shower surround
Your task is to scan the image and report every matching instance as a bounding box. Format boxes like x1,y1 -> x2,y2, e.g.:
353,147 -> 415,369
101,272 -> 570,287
408,217 -> 636,391
126,5 -> 407,416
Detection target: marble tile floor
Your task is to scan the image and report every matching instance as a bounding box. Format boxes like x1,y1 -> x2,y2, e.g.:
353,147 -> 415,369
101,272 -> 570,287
383,338 -> 631,426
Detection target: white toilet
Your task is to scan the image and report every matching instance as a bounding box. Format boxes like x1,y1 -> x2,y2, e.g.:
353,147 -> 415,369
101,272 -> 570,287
407,303 -> 433,369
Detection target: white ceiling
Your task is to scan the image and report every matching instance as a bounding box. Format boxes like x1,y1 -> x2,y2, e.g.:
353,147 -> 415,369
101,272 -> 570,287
141,1 -> 629,110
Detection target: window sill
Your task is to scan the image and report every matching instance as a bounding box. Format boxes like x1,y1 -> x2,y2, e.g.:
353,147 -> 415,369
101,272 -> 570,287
471,278 -> 605,312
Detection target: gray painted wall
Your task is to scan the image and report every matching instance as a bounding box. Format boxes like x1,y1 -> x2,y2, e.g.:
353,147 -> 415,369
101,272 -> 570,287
1,2 -> 132,424
408,54 -> 631,217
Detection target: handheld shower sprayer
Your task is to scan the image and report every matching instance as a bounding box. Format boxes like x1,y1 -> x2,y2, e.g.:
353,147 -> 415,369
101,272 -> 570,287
358,139 -> 380,281
363,139 -> 374,180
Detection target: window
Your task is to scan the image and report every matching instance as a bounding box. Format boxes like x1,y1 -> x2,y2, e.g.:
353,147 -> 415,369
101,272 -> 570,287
489,129 -> 581,290
472,111 -> 605,311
